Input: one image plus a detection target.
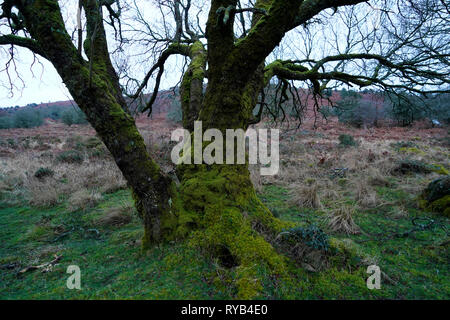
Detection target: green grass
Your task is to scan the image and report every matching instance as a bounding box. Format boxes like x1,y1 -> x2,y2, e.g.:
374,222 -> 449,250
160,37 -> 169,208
0,185 -> 449,300
259,185 -> 449,299
0,191 -> 222,300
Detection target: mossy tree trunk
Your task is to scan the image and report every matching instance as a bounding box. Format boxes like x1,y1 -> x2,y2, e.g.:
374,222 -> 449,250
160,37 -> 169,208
3,0 -> 367,298
7,0 -> 308,298
164,0 -> 306,298
180,41 -> 207,132
16,0 -> 177,246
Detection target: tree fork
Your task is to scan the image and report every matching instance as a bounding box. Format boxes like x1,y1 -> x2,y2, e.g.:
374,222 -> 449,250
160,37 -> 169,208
17,0 -> 177,247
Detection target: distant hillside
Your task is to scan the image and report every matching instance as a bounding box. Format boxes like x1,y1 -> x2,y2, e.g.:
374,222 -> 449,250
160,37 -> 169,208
0,100 -> 74,117
1,89 -> 447,130
0,89 -> 177,116
0,88 -> 385,118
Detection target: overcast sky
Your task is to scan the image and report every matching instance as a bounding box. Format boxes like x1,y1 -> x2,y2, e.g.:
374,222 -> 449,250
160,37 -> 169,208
0,1 -> 178,108
0,50 -> 70,107
1,1 -> 438,109
0,0 -> 376,109
0,47 -> 180,108
0,0 -> 78,107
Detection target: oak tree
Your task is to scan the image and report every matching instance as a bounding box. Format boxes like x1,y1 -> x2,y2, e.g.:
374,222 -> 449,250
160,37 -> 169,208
1,0 -> 448,298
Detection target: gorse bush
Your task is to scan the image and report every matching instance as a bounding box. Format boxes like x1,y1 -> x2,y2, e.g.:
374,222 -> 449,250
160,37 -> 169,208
61,110 -> 75,126
6,138 -> 17,149
62,108 -> 88,126
386,92 -> 450,126
12,108 -> 43,128
279,225 -> 330,252
335,90 -> 365,127
319,106 -> 335,119
0,117 -> 12,129
334,90 -> 389,128
0,104 -> 91,130
338,134 -> 358,147
56,150 -> 84,164
167,96 -> 183,123
34,167 -> 55,179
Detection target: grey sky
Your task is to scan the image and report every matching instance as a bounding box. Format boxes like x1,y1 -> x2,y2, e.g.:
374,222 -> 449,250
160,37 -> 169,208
0,50 -> 70,107
1,1 -> 445,108
0,1 -> 384,109
0,1 -> 176,108
0,47 -> 180,108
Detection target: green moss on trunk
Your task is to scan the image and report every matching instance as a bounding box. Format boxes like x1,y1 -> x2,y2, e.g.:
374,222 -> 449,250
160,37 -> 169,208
180,41 -> 207,131
171,163 -> 292,298
20,0 -> 177,247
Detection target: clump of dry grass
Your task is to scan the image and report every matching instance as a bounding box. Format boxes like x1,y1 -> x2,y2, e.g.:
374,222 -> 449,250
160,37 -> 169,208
368,175 -> 392,188
68,189 -> 103,212
366,167 -> 391,186
358,192 -> 378,208
289,182 -> 323,210
0,151 -> 126,208
78,159 -> 127,193
374,159 -> 397,175
27,182 -> 61,207
391,206 -> 409,219
269,134 -> 405,191
345,149 -> 372,172
95,206 -> 134,227
354,179 -> 378,208
319,179 -> 339,201
327,205 -> 360,235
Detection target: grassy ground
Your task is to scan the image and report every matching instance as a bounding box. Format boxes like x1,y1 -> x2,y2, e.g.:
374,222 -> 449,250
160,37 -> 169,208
260,185 -> 449,299
1,184 -> 448,299
0,123 -> 448,299
0,191 -> 223,299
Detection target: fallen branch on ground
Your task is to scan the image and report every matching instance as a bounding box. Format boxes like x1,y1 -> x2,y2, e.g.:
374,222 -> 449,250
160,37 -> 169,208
18,254 -> 62,275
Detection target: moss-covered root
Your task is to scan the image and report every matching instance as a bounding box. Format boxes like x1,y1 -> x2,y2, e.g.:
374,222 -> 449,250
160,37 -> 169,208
172,164 -> 293,299
191,203 -> 291,299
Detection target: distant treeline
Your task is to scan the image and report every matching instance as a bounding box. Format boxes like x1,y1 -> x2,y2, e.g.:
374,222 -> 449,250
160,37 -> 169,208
166,88 -> 450,128
0,103 -> 87,129
0,89 -> 175,130
1,89 -> 449,130
328,90 -> 450,127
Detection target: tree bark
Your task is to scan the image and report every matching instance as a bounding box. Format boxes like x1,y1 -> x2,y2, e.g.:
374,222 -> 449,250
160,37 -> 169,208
13,0 -> 295,299
180,41 -> 207,131
167,1 -> 295,298
18,0 -> 176,247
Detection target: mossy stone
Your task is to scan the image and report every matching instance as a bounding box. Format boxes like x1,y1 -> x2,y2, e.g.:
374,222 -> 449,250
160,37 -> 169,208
421,177 -> 450,216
